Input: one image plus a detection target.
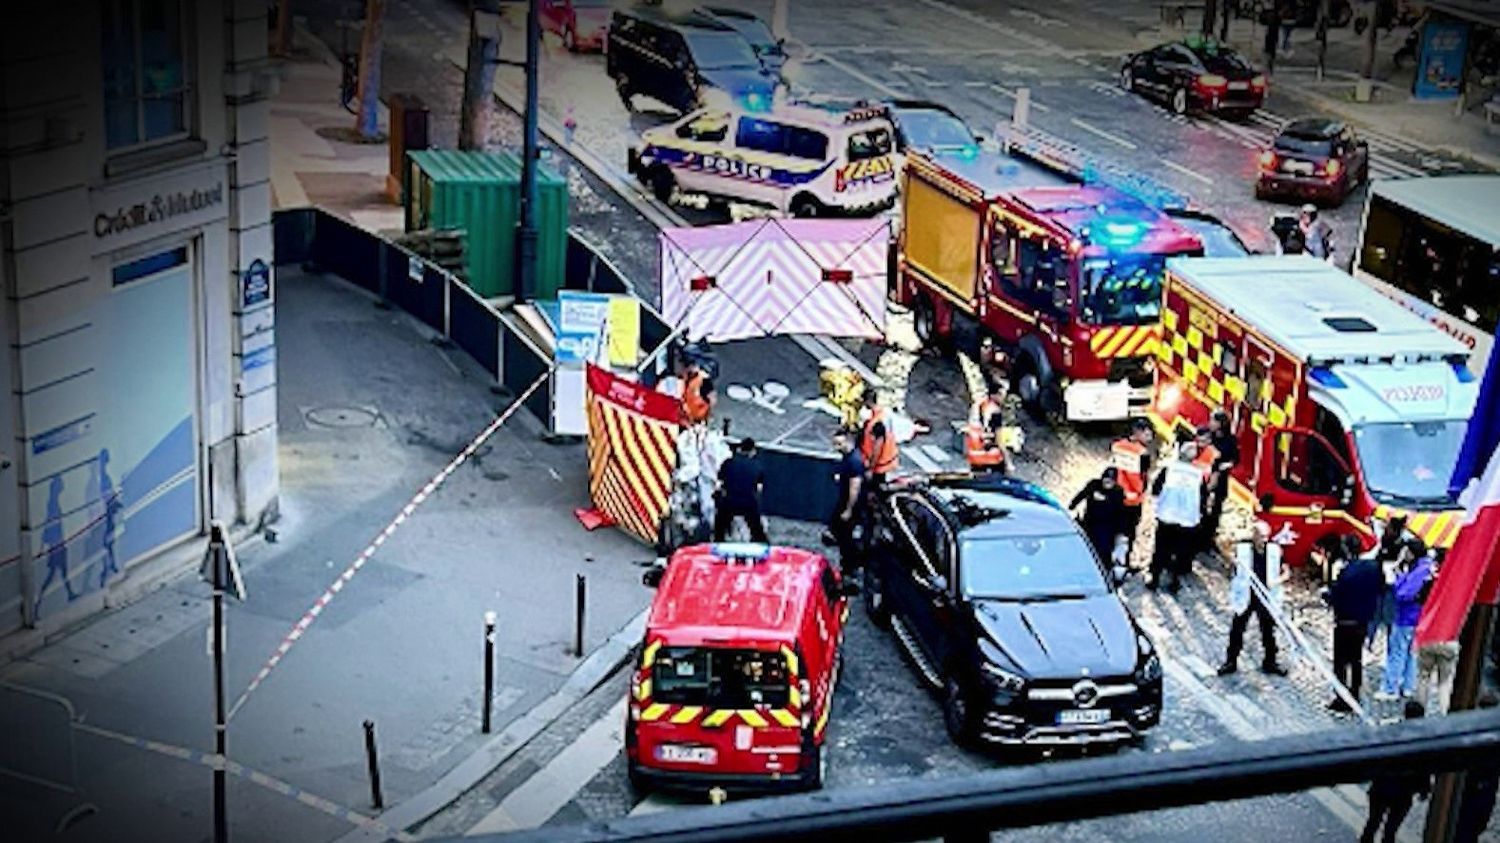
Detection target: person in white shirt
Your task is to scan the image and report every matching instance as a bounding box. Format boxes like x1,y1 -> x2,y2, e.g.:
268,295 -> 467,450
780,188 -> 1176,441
1219,521 -> 1290,676
1148,439 -> 1205,595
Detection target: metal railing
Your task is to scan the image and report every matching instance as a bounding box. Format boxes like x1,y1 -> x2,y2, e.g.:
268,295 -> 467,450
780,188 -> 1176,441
446,709 -> 1500,843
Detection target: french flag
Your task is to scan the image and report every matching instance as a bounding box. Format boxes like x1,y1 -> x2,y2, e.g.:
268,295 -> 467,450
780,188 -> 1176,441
1415,345 -> 1500,649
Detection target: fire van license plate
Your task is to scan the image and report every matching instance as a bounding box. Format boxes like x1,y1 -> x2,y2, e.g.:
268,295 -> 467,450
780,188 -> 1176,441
1057,709 -> 1110,725
656,745 -> 717,764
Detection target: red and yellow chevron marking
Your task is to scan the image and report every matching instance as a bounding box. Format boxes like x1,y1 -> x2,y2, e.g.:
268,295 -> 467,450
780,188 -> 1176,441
585,365 -> 680,545
1373,505 -> 1465,550
1089,324 -> 1160,360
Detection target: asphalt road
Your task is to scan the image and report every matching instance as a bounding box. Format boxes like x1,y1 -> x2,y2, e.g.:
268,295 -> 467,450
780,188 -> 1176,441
324,0 -> 1471,838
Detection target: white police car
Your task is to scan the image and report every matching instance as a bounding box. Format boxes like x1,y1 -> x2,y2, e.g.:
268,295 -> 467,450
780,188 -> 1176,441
627,101 -> 898,218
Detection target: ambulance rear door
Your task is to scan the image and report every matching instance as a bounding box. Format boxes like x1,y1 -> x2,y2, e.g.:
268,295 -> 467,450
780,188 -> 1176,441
1254,425 -> 1355,563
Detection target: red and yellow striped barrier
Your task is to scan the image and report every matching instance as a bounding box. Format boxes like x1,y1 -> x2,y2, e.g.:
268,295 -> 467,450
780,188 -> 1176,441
586,365 -> 680,545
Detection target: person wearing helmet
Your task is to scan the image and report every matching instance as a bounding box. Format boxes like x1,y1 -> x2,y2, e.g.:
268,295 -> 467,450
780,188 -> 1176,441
1299,204 -> 1335,261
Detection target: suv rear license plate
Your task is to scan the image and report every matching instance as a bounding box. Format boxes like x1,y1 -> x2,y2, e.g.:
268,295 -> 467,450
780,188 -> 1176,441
1228,81 -> 1249,90
656,745 -> 717,764
1057,708 -> 1111,725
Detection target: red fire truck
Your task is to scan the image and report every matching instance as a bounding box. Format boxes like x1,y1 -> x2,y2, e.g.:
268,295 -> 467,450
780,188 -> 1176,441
1151,256 -> 1478,565
893,151 -> 1204,422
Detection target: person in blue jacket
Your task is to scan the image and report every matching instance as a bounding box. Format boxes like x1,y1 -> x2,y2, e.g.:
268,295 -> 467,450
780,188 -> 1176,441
1378,538 -> 1433,700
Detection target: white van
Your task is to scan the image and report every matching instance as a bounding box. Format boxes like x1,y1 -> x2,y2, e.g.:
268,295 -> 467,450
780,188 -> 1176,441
628,102 -> 898,218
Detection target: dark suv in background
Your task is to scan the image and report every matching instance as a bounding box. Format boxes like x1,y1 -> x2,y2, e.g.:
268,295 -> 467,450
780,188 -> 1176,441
606,6 -> 781,115
863,474 -> 1163,750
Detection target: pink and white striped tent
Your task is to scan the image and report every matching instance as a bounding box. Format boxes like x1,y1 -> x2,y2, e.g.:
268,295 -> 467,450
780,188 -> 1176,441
659,218 -> 890,342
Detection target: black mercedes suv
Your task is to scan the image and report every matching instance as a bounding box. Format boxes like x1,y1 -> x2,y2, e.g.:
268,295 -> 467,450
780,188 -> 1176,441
864,474 -> 1163,749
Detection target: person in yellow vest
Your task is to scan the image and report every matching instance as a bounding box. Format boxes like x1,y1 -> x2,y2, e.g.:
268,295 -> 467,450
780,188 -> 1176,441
964,413 -> 1007,475
859,391 -> 899,489
1111,418 -> 1155,566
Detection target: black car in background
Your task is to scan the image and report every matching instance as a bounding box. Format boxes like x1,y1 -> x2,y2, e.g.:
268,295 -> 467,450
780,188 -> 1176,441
1163,207 -> 1254,256
1121,39 -> 1266,117
863,474 -> 1163,750
886,99 -> 984,159
606,6 -> 780,115
1256,118 -> 1370,206
699,6 -> 788,75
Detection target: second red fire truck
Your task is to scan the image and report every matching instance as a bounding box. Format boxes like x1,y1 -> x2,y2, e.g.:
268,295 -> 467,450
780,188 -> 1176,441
893,151 -> 1204,422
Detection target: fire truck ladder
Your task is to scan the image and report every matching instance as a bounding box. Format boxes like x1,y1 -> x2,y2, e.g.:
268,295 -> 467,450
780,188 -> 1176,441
995,123 -> 1191,212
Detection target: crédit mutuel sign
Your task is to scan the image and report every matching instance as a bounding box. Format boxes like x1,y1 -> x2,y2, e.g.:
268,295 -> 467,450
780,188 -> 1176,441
92,163 -> 230,251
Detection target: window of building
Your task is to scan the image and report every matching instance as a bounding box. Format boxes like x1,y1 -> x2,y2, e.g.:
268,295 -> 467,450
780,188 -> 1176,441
102,0 -> 192,151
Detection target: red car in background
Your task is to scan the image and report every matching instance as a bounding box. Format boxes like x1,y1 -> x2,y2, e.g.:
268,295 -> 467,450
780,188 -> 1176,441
540,0 -> 612,52
1255,118 -> 1370,206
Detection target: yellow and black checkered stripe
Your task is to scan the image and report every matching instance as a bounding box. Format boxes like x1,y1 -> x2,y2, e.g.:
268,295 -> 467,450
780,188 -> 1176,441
1157,306 -> 1296,433
1089,324 -> 1160,360
1373,504 -> 1465,550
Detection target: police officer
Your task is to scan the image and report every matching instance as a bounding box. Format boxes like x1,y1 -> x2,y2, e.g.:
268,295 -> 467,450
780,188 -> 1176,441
1111,419 -> 1155,565
829,430 -> 866,575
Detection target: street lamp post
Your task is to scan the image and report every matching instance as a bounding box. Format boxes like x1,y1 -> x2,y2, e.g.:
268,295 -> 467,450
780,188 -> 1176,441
200,522 -> 245,843
516,0 -> 542,302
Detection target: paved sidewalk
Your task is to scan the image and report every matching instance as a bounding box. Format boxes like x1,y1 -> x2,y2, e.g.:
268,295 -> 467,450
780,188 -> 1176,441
0,27 -> 656,843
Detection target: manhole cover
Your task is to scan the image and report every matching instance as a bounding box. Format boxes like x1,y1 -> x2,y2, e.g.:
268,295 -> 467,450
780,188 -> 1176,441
305,406 -> 380,429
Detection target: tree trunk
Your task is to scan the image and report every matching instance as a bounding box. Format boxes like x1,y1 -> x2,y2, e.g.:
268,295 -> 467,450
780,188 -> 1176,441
460,2 -> 502,150
1360,0 -> 1377,80
1202,0 -> 1219,36
1315,0 -> 1330,79
354,0 -> 386,140
271,0 -> 293,57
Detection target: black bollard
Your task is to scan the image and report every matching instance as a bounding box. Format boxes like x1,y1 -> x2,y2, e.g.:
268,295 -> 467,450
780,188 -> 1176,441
363,720 -> 384,810
574,574 -> 587,657
482,611 -> 496,734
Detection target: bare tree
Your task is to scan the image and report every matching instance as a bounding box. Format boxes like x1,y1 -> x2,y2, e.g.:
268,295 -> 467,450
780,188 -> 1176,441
460,1 -> 503,150
354,0 -> 386,140
271,0 -> 293,57
1358,0 -> 1377,99
1202,0 -> 1219,37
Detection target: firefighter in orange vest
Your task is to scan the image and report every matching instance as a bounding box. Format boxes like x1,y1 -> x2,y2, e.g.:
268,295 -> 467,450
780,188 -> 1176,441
680,362 -> 715,425
859,391 -> 898,488
969,384 -> 1005,430
964,412 -> 1007,474
1111,418 -> 1155,565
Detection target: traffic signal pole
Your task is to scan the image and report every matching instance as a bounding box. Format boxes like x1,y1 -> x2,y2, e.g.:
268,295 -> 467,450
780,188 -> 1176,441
516,0 -> 542,302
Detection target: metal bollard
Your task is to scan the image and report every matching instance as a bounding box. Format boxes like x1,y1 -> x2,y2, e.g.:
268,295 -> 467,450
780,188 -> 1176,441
482,611 -> 496,734
574,574 -> 587,658
363,720 -> 384,810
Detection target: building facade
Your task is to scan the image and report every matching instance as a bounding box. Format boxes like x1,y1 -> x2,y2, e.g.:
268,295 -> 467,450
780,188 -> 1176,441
0,0 -> 278,638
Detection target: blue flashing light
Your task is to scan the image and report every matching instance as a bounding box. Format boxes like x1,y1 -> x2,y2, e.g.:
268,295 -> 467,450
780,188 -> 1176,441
711,542 -> 771,560
1309,366 -> 1347,388
1453,361 -> 1476,383
958,144 -> 979,160
741,91 -> 769,112
1091,216 -> 1149,248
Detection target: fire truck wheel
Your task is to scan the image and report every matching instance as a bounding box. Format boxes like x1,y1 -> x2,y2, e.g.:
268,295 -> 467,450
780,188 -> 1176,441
649,168 -> 677,204
1170,88 -> 1189,116
913,296 -> 938,347
864,566 -> 891,628
943,674 -> 979,746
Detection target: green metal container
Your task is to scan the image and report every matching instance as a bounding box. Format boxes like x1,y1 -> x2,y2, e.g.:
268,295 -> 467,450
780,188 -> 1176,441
405,149 -> 569,300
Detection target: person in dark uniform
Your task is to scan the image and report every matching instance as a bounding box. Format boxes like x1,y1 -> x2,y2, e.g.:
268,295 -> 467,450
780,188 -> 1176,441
1069,467 -> 1127,563
1327,538 -> 1386,712
714,438 -> 768,543
829,430 -> 866,575
1203,410 -> 1239,543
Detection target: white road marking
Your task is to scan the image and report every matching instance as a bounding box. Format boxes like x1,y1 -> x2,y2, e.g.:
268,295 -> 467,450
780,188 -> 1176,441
988,84 -> 1052,112
465,700 -> 628,835
1161,159 -> 1215,185
1069,118 -> 1138,150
